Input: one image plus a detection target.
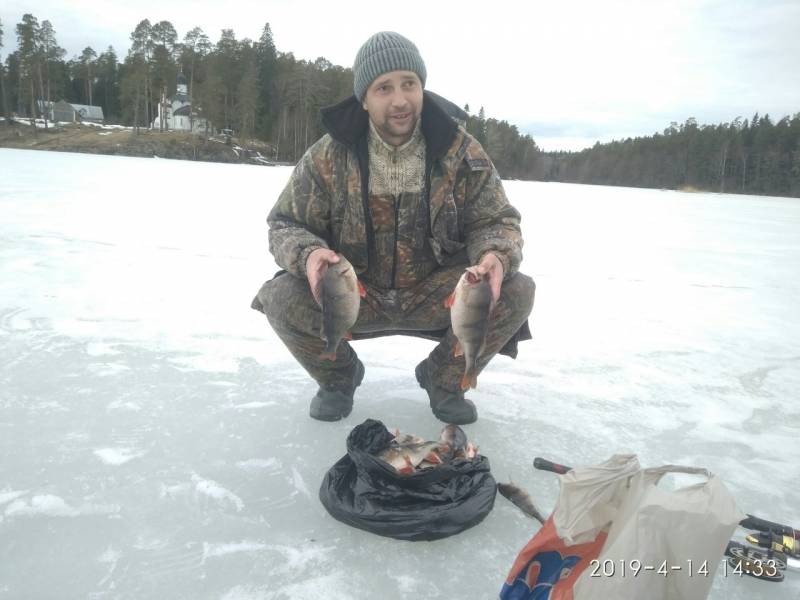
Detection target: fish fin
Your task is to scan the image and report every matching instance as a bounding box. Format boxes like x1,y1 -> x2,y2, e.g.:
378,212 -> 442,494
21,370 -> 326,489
342,331 -> 353,341
453,341 -> 463,357
466,442 -> 478,459
358,280 -> 366,298
460,368 -> 478,390
460,373 -> 471,391
425,451 -> 443,465
319,351 -> 337,361
444,290 -> 456,308
398,456 -> 415,474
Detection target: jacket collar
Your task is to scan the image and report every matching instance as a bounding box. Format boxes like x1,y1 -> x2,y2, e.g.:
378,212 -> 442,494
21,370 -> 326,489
320,90 -> 458,160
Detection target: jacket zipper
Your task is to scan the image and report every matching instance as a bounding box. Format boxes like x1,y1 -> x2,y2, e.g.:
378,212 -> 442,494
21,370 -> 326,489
391,195 -> 400,287
391,153 -> 435,288
390,150 -> 401,288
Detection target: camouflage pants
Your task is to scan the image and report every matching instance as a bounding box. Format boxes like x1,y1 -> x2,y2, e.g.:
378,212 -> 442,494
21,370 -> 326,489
253,265 -> 535,392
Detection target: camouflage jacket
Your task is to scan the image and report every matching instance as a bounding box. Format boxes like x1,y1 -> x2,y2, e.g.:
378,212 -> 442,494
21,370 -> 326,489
267,91 -> 524,286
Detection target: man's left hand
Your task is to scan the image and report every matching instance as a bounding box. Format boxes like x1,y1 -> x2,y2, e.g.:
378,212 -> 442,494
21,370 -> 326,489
474,252 -> 504,303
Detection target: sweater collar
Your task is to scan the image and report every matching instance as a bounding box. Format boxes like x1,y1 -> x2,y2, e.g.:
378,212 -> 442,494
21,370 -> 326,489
368,118 -> 424,157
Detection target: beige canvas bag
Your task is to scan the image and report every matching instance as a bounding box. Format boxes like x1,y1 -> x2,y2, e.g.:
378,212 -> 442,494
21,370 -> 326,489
558,456 -> 743,600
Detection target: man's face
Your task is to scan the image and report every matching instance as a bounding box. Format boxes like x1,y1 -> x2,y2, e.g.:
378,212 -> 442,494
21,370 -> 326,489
362,70 -> 423,146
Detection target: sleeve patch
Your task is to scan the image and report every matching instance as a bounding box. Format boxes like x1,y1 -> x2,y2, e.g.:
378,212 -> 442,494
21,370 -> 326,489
466,157 -> 491,171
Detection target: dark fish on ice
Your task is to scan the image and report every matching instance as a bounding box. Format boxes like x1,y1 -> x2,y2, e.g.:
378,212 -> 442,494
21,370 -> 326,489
444,267 -> 495,390
439,424 -> 467,460
497,482 -> 547,524
316,254 -> 365,361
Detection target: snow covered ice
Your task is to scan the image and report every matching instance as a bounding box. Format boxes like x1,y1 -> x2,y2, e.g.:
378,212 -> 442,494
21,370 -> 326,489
1,147 -> 799,598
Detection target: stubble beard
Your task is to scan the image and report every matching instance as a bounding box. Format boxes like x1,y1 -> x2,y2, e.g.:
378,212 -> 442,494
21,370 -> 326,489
378,110 -> 419,145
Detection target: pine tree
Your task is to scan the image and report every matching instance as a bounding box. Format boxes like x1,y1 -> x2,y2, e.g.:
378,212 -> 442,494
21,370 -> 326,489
96,47 -> 119,120
129,19 -> 153,125
236,44 -> 259,144
0,17 -> 10,124
15,14 -> 40,124
255,23 -> 278,140
79,47 -> 97,105
181,27 -> 211,100
214,29 -> 239,131
38,20 -> 63,106
149,21 -> 178,130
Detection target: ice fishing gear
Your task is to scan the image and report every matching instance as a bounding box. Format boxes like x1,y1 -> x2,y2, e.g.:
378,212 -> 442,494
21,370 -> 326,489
532,456 -> 571,474
502,454 -> 742,600
533,456 -> 800,582
740,514 -> 800,541
725,541 -> 785,582
745,532 -> 799,558
533,456 -> 800,543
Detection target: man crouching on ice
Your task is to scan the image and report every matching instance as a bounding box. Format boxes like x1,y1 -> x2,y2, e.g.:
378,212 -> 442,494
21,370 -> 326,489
252,31 -> 535,424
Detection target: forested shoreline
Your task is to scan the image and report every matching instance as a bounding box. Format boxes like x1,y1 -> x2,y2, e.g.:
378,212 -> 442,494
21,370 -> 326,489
1,14 -> 798,197
537,116 -> 800,197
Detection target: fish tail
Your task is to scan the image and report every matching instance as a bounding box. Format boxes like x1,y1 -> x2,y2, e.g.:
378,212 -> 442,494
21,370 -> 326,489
444,290 -> 456,308
460,368 -> 478,391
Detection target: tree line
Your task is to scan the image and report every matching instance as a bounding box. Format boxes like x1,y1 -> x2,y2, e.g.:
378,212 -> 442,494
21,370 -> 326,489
1,14 -> 797,196
0,13 -> 542,168
537,115 -> 800,198
0,14 -> 355,156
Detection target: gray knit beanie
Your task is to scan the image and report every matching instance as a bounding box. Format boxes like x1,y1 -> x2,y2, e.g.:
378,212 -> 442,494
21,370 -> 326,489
353,31 -> 427,101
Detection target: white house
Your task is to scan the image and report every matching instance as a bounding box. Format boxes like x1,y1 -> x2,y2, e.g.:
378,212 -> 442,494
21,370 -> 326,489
152,72 -> 210,133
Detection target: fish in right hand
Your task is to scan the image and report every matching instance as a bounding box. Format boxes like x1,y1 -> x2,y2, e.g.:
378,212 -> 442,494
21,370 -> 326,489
444,267 -> 495,390
316,253 -> 365,360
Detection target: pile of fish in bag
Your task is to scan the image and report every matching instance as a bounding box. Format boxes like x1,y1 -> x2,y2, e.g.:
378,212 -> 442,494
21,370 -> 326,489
375,424 -> 478,474
319,418 -> 496,541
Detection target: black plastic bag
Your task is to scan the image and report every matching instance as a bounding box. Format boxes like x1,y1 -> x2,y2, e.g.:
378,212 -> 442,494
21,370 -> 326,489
319,419 -> 497,541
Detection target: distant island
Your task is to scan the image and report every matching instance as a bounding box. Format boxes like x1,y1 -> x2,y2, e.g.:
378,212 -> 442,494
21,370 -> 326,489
1,14 -> 798,197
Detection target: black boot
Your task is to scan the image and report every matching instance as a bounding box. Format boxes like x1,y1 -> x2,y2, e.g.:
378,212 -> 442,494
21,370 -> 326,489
415,360 -> 477,425
309,359 -> 365,421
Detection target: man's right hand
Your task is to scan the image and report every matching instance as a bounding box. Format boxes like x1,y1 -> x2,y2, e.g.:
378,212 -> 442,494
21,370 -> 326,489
306,248 -> 340,306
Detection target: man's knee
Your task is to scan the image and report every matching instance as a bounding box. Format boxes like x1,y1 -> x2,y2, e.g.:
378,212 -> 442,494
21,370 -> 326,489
253,273 -> 319,330
501,272 -> 536,320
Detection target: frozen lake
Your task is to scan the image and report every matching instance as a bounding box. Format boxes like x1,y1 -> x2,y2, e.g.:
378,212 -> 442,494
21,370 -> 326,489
1,147 -> 799,599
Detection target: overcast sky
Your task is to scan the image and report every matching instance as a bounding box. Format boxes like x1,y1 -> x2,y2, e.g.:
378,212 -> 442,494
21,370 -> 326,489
2,0 -> 799,151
